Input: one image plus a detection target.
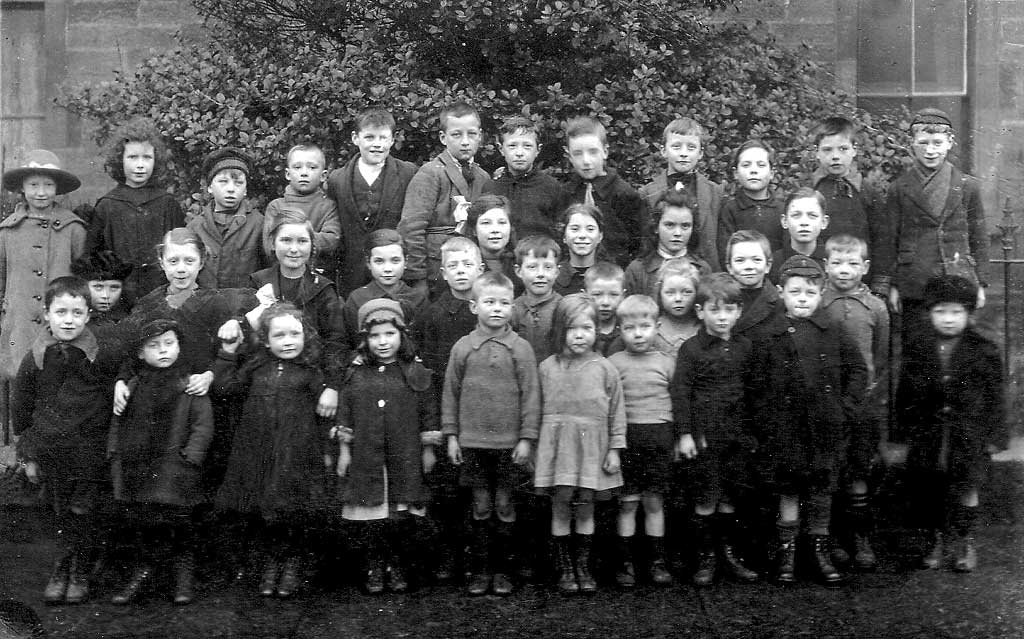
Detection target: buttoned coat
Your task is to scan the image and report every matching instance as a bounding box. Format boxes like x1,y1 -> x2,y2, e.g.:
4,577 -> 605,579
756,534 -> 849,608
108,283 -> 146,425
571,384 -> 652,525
640,171 -> 723,271
187,200 -> 267,290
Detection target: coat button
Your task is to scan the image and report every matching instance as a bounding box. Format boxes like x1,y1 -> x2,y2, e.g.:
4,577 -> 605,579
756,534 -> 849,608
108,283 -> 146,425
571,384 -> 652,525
378,399 -> 386,408
823,384 -> 832,393
32,295 -> 41,301
787,326 -> 795,333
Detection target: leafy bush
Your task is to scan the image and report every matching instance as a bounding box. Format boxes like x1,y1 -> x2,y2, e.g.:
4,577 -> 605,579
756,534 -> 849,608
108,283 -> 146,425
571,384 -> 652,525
57,0 -> 910,213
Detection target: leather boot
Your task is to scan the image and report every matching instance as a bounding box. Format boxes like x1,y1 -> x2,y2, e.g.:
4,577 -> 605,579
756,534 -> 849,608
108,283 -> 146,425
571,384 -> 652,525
848,493 -> 877,570
692,515 -> 716,587
43,554 -> 70,604
810,535 -> 844,586
276,555 -> 301,598
386,517 -> 411,593
173,552 -> 196,605
258,559 -> 280,597
491,520 -> 516,596
717,513 -> 758,583
614,536 -> 636,588
921,530 -> 944,570
466,517 -> 491,596
363,522 -> 385,594
647,536 -> 673,586
953,505 -> 978,573
110,564 -> 153,605
553,535 -> 579,594
574,534 -> 597,593
774,521 -> 798,584
64,551 -> 90,604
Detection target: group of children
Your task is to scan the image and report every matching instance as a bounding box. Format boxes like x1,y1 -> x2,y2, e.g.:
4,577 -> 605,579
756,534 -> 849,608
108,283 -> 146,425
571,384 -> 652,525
0,102 -> 1007,607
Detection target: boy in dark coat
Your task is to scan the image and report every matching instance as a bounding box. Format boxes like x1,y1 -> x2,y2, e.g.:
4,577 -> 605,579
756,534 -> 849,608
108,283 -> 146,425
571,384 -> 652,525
894,275 -> 1006,572
755,256 -> 867,586
725,230 -> 784,345
11,276 -> 123,604
327,109 -> 418,297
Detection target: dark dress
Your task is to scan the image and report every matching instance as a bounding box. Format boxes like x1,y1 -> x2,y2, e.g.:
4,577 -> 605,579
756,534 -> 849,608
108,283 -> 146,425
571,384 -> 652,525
213,350 -> 328,520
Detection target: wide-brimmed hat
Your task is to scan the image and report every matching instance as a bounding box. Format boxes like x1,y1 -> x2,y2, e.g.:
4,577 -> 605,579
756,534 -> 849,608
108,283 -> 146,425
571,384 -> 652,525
2,149 -> 81,195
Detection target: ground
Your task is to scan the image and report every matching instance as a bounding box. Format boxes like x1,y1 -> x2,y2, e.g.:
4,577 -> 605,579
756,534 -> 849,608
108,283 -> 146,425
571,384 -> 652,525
1,461 -> 1022,639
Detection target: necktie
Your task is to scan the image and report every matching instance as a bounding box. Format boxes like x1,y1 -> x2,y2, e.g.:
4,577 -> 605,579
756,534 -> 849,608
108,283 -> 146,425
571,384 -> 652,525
584,182 -> 595,206
461,161 -> 476,187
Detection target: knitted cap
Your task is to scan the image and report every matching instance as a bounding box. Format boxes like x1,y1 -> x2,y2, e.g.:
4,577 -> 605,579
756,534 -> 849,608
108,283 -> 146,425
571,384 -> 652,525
357,298 -> 405,330
923,274 -> 976,311
911,108 -> 952,128
779,255 -> 826,280
202,147 -> 253,183
71,250 -> 133,282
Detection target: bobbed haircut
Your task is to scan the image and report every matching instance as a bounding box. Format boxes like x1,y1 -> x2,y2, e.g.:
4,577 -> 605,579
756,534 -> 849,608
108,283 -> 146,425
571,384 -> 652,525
645,189 -> 700,257
265,208 -> 315,257
102,117 -> 171,186
551,293 -> 598,357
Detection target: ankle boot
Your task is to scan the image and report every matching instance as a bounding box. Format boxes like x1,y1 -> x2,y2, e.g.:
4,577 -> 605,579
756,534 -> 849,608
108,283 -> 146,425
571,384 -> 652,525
386,518 -> 411,593
43,554 -> 70,604
953,505 -> 978,573
111,564 -> 153,605
258,558 -> 280,597
553,536 -> 579,594
692,514 -> 716,587
173,552 -> 196,605
276,556 -> 301,598
717,513 -> 758,583
614,536 -> 636,588
491,520 -> 515,596
647,536 -> 673,586
466,517 -> 491,596
810,535 -> 844,585
921,530 -> 944,569
848,493 -> 877,570
774,521 -> 798,584
64,551 -> 90,604
574,534 -> 597,593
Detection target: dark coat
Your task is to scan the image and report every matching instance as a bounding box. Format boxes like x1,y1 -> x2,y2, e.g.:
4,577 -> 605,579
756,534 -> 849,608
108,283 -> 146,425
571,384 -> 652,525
481,168 -> 570,240
327,156 -> 418,297
875,164 -> 988,299
622,252 -> 711,298
108,363 -> 214,507
565,169 -> 645,268
213,350 -> 328,520
412,289 -> 477,405
734,284 -> 785,346
894,328 -> 1006,487
187,200 -> 267,290
87,184 -> 185,301
640,171 -> 724,270
717,189 -> 786,258
753,312 -> 867,490
337,359 -> 438,507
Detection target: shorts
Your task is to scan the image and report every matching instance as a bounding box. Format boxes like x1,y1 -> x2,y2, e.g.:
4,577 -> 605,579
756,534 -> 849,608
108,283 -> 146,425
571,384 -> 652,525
459,448 -> 526,493
621,423 -> 675,496
688,440 -> 754,506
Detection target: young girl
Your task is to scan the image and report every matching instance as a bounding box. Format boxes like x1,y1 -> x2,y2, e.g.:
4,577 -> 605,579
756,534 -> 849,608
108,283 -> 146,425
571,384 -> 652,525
71,250 -> 133,333
341,229 -> 427,348
107,319 -> 214,606
214,303 -> 334,598
87,117 -> 185,302
0,150 -> 86,398
464,194 -> 523,295
716,140 -> 785,258
555,204 -> 605,295
534,294 -> 626,594
335,299 -> 439,594
652,258 -> 702,358
624,189 -> 709,298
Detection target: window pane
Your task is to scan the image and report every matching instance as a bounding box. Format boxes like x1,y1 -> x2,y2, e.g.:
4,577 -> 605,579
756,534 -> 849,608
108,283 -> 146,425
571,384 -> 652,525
857,0 -> 913,94
914,0 -> 966,94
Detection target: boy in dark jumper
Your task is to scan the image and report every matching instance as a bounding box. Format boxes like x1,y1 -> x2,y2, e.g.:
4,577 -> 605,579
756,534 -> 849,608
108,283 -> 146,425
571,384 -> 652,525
511,235 -> 563,363
725,230 -> 783,345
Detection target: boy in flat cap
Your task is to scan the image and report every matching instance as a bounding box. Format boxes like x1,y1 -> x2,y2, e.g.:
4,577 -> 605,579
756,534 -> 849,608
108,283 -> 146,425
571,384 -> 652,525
753,255 -> 867,587
876,108 -> 988,340
186,148 -> 267,289
894,274 -> 1006,573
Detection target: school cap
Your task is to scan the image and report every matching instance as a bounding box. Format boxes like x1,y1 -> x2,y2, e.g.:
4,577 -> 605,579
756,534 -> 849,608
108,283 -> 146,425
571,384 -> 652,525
202,147 -> 253,183
779,255 -> 826,280
71,250 -> 133,282
911,108 -> 952,128
2,149 -> 81,195
357,298 -> 406,330
923,274 -> 976,311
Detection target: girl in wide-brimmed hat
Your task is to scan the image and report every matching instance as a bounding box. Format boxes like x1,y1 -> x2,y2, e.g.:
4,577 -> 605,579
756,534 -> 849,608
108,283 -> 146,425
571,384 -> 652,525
0,150 -> 87,401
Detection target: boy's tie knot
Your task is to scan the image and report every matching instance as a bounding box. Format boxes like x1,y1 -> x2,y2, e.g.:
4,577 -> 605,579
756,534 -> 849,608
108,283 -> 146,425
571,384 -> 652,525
460,160 -> 476,186
584,181 -> 595,206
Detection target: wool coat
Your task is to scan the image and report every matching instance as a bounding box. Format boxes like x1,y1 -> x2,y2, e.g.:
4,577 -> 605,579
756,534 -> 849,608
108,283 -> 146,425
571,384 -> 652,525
412,289 -> 477,405
481,168 -> 570,240
327,156 -> 418,297
565,169 -> 645,268
87,184 -> 185,301
337,359 -> 438,507
187,200 -> 267,290
0,203 -> 86,379
108,362 -> 214,507
894,328 -> 1006,488
640,171 -> 724,271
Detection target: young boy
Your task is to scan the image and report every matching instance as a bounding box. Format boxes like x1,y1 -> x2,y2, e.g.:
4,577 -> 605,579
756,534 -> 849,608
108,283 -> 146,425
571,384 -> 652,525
398,102 -> 491,296
821,234 -> 890,571
412,235 -> 484,582
71,250 -> 133,330
640,118 -> 724,270
671,273 -> 760,587
510,235 -> 563,363
482,116 -> 569,240
443,271 -> 540,596
328,109 -> 419,297
607,294 -> 676,588
555,203 -> 603,295
725,230 -> 783,345
585,261 -> 626,356
11,276 -> 121,604
263,143 -> 341,281
809,117 -> 884,266
768,187 -> 829,284
562,117 -> 644,268
878,108 -> 988,338
894,275 -> 1006,573
756,255 -> 867,586
187,147 -> 266,289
